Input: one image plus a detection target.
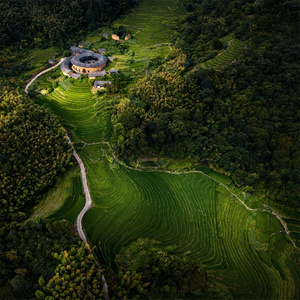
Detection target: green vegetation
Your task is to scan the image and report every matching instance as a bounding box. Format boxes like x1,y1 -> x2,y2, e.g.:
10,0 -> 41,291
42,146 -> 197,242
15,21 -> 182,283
36,244 -> 103,299
111,239 -> 212,299
201,38 -> 245,69
0,219 -> 104,299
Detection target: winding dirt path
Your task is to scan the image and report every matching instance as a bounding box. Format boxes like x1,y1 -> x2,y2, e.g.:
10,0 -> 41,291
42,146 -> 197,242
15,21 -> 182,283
25,66 -> 109,299
24,58 -> 66,94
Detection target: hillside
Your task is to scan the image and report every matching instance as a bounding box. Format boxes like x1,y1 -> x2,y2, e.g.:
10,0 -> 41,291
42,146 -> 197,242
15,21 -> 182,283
0,0 -> 299,299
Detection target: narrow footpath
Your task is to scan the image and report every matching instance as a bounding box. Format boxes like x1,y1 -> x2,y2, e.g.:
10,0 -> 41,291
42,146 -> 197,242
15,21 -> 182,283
25,63 -> 109,299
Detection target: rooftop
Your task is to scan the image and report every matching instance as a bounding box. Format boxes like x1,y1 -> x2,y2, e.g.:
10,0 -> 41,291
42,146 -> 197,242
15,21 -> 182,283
94,80 -> 111,88
109,69 -> 119,74
88,71 -> 107,78
70,73 -> 81,79
60,57 -> 72,75
70,46 -> 93,55
71,52 -> 107,68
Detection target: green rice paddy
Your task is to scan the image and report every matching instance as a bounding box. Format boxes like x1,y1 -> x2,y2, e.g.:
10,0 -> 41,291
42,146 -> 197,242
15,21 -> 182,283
33,0 -> 300,298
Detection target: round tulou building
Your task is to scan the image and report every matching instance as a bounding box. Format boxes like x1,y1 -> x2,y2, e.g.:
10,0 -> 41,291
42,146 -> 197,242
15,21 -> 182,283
71,52 -> 107,74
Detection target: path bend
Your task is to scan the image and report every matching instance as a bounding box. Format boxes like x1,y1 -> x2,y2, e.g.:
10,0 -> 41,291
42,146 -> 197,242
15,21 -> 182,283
24,57 -> 66,94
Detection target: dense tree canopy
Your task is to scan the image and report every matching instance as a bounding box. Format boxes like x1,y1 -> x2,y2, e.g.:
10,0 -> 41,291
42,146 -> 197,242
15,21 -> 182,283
0,0 -> 136,49
0,219 -> 104,299
110,238 -> 230,299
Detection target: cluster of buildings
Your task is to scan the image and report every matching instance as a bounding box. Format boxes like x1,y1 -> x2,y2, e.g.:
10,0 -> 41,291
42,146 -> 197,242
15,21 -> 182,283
60,43 -> 119,82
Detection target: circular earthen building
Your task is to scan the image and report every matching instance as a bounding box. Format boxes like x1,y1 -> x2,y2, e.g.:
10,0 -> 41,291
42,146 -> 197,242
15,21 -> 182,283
71,52 -> 107,74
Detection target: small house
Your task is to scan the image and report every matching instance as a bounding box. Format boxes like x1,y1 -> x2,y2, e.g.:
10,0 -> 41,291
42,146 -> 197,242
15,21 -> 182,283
78,43 -> 84,48
112,34 -> 120,41
48,59 -> 57,64
94,81 -> 111,89
103,33 -> 108,38
108,56 -> 115,62
98,49 -> 106,54
109,69 -> 119,74
88,70 -> 107,79
70,46 -> 93,55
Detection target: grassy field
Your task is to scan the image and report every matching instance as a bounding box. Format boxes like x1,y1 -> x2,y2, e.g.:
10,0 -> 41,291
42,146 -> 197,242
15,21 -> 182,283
32,0 -> 300,298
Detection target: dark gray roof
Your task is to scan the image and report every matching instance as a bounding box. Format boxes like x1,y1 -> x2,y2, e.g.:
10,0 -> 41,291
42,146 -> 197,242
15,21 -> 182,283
70,46 -> 93,55
88,71 -> 107,78
109,69 -> 119,74
71,53 -> 107,68
78,43 -> 84,46
48,59 -> 57,63
70,73 -> 81,79
60,57 -> 72,75
94,80 -> 111,87
99,48 -> 106,52
103,33 -> 108,38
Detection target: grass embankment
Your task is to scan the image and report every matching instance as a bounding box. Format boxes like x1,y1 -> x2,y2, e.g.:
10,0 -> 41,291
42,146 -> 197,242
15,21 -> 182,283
30,166 -> 85,224
201,34 -> 246,69
33,78 -> 300,299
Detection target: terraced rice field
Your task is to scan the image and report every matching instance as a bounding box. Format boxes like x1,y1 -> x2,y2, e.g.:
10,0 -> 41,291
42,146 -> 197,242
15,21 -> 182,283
35,79 -> 300,299
30,166 -> 84,223
202,35 -> 245,70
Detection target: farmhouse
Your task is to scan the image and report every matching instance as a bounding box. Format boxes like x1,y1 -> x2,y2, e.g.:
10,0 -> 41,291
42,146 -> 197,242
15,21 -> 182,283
94,81 -> 111,89
88,70 -> 107,79
109,69 -> 119,74
48,59 -> 57,64
71,53 -> 107,74
98,48 -> 106,54
70,46 -> 93,55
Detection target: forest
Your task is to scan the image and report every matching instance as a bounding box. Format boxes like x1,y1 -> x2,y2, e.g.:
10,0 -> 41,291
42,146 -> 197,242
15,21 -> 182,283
0,0 -> 136,49
111,0 -> 300,205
